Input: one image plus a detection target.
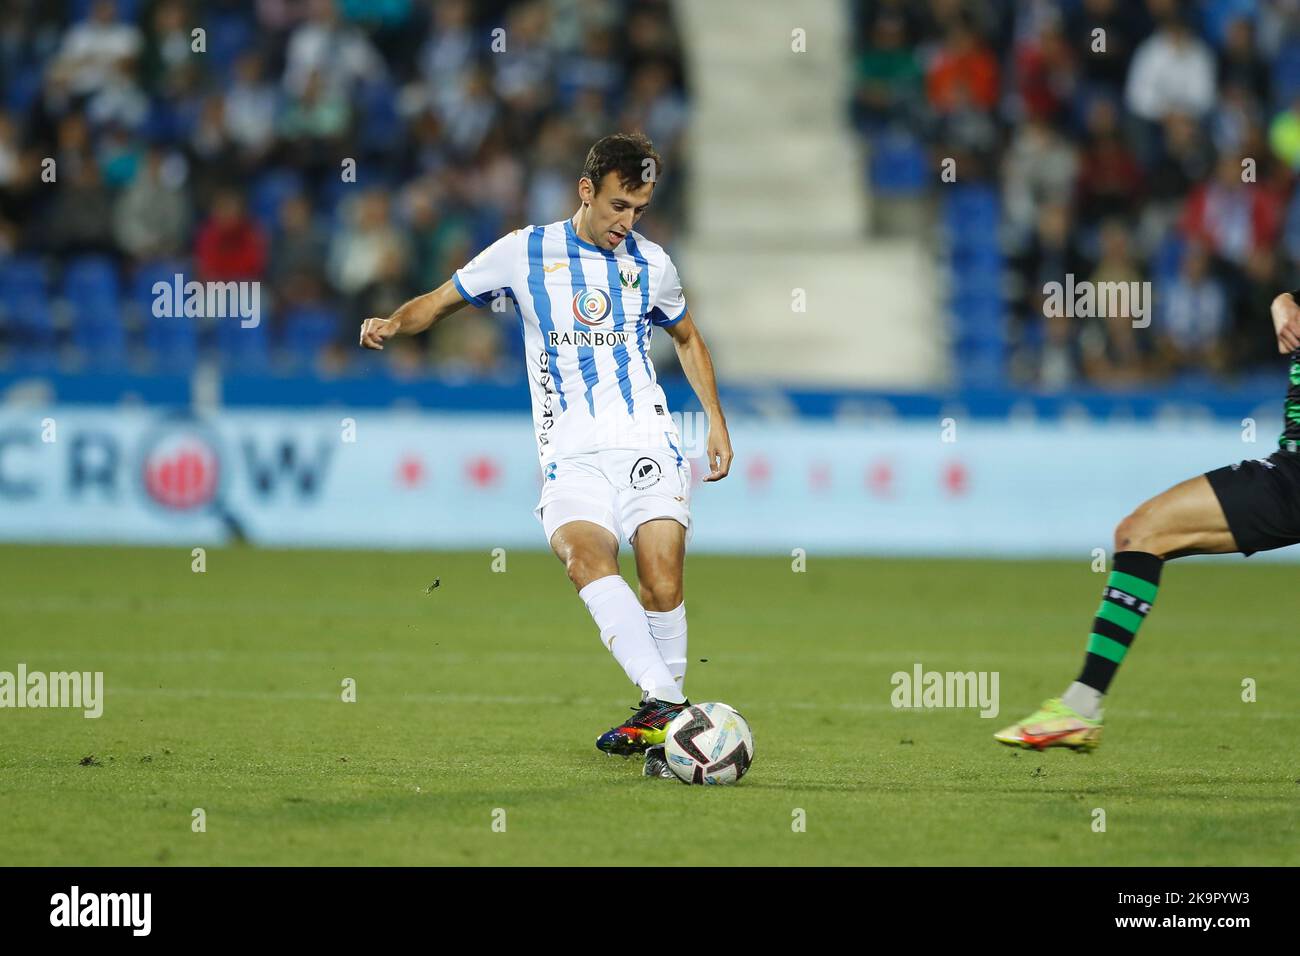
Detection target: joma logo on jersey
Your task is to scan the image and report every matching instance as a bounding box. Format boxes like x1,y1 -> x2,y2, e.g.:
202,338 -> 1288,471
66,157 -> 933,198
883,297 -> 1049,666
572,288 -> 612,327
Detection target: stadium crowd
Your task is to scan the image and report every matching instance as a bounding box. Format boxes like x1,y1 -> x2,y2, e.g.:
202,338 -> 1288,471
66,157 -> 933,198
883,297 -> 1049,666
0,0 -> 689,376
854,0 -> 1300,389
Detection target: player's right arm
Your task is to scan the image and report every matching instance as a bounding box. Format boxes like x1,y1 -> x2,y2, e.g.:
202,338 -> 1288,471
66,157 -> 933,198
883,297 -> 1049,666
359,228 -> 524,350
358,279 -> 467,350
1270,289 -> 1300,354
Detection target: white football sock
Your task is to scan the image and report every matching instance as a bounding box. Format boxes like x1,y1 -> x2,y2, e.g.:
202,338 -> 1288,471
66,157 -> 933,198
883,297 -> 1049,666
646,602 -> 688,693
579,575 -> 683,703
1062,681 -> 1104,720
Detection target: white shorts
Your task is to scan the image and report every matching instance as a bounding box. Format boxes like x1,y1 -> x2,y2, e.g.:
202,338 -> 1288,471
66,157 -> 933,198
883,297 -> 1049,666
535,448 -> 692,546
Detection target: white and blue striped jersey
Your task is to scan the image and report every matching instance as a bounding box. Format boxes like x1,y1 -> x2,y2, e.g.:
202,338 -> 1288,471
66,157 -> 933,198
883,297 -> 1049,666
453,218 -> 688,464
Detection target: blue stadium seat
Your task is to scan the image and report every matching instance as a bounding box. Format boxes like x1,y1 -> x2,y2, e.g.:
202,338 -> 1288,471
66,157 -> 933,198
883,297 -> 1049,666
131,258 -> 190,314
957,299 -> 1006,333
71,0 -> 140,20
207,12 -> 256,78
1272,40 -> 1300,106
951,270 -> 1004,305
951,246 -> 1003,278
870,132 -> 928,197
7,292 -> 57,364
358,79 -> 403,151
216,310 -> 271,371
1151,232 -> 1185,281
941,187 -> 1000,237
0,256 -> 48,309
956,342 -> 1006,388
69,293 -> 127,368
282,306 -> 340,363
4,63 -> 42,113
251,169 -> 305,229
62,256 -> 121,303
143,308 -> 199,370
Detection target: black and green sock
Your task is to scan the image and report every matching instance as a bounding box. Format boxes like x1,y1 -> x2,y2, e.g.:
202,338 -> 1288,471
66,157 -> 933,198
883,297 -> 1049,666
1076,551 -> 1163,694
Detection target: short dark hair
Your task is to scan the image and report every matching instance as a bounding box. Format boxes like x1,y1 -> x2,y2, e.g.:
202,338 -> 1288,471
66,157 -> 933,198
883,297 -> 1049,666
581,132 -> 662,193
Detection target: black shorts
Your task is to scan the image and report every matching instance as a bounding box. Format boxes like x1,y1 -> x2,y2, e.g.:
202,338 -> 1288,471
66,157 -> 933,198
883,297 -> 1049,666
1205,450 -> 1300,556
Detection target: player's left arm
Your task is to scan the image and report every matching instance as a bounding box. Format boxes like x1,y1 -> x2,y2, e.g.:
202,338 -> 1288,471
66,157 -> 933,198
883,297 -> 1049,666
665,311 -> 732,482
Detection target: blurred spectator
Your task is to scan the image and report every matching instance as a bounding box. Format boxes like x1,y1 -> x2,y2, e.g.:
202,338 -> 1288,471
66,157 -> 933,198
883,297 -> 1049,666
47,0 -> 143,99
1066,0 -> 1140,99
417,0 -> 476,105
622,59 -> 687,158
525,114 -> 579,225
1003,117 -> 1078,241
270,193 -> 329,309
1075,98 -> 1143,229
1079,220 -> 1147,387
1123,12 -> 1215,124
854,15 -> 922,131
1158,241 -> 1228,375
114,146 -> 190,262
1181,154 -> 1282,270
1010,201 -> 1086,386
491,1 -> 554,116
1011,16 -> 1078,125
85,59 -> 149,130
283,0 -> 384,99
328,189 -> 409,318
225,53 -> 279,164
0,112 -> 20,187
195,189 -> 267,281
140,0 -> 200,98
1217,16 -> 1270,106
933,84 -> 1000,181
557,26 -> 622,109
438,63 -> 497,160
47,161 -> 117,256
926,16 -> 999,114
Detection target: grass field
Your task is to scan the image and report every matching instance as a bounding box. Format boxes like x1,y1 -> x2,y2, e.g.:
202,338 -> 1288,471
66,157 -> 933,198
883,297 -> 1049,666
1,544 -> 1296,866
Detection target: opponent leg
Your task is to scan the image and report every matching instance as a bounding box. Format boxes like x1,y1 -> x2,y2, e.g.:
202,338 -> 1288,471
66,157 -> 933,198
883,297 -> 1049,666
996,475 -> 1238,751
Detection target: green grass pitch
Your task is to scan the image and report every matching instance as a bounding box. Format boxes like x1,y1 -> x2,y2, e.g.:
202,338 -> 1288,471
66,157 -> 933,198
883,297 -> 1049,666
1,544 -> 1296,866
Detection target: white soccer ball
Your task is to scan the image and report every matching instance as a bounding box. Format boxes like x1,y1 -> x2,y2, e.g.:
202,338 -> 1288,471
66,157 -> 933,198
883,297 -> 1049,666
664,702 -> 754,785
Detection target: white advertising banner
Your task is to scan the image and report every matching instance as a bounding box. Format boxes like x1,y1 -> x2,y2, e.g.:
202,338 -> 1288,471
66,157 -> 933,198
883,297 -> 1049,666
0,406 -> 1290,558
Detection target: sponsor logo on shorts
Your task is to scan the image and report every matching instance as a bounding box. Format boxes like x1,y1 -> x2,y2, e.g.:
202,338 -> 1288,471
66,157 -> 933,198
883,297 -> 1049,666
629,457 -> 662,490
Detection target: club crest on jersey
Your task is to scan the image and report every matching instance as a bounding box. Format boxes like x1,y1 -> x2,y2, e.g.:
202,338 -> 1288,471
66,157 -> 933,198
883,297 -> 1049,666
572,288 -> 612,327
619,266 -> 641,289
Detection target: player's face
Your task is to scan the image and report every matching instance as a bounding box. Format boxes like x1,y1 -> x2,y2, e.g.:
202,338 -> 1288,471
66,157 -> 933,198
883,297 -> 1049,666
584,173 -> 653,249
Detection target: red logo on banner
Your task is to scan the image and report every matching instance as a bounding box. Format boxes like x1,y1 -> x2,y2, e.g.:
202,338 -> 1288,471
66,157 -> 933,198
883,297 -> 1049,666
143,437 -> 219,511
943,459 -> 969,496
397,455 -> 426,488
866,459 -> 894,497
809,462 -> 831,492
466,455 -> 500,488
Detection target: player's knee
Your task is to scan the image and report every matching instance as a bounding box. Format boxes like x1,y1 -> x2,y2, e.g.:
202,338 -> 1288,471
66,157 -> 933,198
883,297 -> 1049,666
1114,510 -> 1163,556
639,577 -> 682,611
564,552 -> 616,591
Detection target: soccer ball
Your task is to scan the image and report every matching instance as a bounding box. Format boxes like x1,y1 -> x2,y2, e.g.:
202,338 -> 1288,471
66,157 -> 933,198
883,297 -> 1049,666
664,702 -> 754,785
